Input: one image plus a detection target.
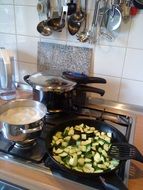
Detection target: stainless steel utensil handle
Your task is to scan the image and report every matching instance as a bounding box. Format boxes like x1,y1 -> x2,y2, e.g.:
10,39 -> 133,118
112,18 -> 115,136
76,0 -> 81,13
20,125 -> 42,134
47,0 -> 51,19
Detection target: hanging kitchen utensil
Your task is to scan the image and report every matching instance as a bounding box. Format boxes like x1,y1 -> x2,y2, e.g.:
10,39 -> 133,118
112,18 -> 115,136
121,0 -> 131,23
67,0 -> 84,35
89,0 -> 101,43
109,143 -> 143,162
104,0 -> 122,31
76,0 -> 90,42
69,0 -> 84,23
133,0 -> 143,9
37,0 -> 52,36
47,6 -> 67,32
67,0 -> 76,15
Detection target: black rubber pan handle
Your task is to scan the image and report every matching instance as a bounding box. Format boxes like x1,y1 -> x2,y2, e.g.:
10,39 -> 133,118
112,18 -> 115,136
100,173 -> 128,190
62,71 -> 106,84
76,85 -> 105,96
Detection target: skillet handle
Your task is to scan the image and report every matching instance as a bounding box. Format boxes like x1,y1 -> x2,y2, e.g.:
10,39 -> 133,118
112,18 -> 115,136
100,174 -> 128,190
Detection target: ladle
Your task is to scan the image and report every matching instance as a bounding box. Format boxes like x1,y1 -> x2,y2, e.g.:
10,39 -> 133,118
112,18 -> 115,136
76,0 -> 89,42
67,0 -> 76,15
68,0 -> 83,35
37,0 -> 52,36
69,0 -> 84,23
104,0 -> 122,31
47,10 -> 66,31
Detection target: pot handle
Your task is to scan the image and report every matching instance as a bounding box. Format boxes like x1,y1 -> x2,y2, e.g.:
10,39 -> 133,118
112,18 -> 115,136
20,125 -> 42,134
77,85 -> 105,96
100,174 -> 128,190
23,75 -> 32,86
62,71 -> 106,84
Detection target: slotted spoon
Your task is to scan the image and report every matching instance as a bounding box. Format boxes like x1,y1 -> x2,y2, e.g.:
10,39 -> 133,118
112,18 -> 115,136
109,143 -> 143,163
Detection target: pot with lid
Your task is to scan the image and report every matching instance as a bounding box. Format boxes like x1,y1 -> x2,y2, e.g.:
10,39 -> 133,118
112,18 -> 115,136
24,70 -> 107,113
24,70 -> 76,113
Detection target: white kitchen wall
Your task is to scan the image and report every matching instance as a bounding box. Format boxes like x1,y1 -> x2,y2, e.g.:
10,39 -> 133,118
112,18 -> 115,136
0,0 -> 143,107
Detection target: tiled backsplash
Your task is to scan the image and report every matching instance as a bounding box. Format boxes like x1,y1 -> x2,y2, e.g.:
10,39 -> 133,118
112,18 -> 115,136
1,0 -> 143,107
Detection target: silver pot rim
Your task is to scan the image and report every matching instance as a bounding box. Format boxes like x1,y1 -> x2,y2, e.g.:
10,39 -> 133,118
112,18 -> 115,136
0,99 -> 47,125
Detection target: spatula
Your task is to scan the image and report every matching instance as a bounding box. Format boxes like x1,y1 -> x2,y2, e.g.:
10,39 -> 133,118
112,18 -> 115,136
108,143 -> 143,163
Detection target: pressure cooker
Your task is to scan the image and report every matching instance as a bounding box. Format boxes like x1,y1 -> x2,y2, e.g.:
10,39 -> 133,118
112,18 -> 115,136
24,70 -> 106,113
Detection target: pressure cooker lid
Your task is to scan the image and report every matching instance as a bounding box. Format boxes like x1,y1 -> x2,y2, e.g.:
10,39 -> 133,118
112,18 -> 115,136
27,71 -> 76,92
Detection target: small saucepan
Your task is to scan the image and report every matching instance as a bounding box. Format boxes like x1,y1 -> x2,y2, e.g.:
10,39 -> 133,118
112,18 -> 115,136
0,99 -> 47,144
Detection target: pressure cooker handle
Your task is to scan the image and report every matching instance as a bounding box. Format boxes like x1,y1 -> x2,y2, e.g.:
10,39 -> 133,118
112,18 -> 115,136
62,71 -> 106,84
77,85 -> 105,96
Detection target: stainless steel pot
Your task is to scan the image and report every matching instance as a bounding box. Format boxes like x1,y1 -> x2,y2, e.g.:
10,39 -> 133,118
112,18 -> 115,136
23,71 -> 76,113
0,99 -> 47,144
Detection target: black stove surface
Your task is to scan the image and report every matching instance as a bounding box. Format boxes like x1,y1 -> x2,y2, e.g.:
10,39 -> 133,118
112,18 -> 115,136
0,108 -> 133,190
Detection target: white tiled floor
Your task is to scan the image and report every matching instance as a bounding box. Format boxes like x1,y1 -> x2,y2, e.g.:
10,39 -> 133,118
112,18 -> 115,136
123,48 -> 143,81
94,45 -> 126,77
119,79 -> 143,106
0,4 -> 15,34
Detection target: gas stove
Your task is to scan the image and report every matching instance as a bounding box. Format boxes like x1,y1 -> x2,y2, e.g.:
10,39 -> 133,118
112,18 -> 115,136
0,98 -> 136,190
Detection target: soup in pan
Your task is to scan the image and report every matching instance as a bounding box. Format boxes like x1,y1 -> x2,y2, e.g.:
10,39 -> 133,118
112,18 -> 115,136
0,107 -> 44,125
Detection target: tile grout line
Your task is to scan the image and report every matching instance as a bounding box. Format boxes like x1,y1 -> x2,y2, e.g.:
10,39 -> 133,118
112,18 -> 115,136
117,16 -> 133,102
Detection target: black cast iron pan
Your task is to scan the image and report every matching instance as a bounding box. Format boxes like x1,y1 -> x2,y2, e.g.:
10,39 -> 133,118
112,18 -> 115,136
45,118 -> 127,176
45,118 -> 128,190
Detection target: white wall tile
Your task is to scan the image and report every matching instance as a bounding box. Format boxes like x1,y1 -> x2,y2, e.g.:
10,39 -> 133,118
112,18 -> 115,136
119,79 -> 143,106
0,33 -> 17,57
17,35 -> 39,63
123,48 -> 143,81
0,0 -> 13,4
128,13 -> 143,49
94,45 -> 126,77
18,61 -> 37,83
15,6 -> 39,37
14,0 -> 37,6
87,75 -> 121,101
0,5 -> 15,34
